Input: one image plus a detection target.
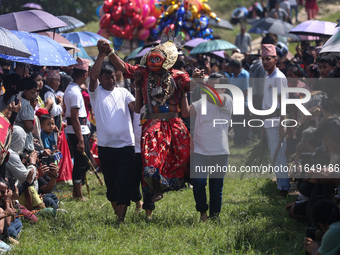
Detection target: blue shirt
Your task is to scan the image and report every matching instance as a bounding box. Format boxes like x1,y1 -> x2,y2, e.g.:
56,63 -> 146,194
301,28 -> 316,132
41,131 -> 56,151
230,68 -> 250,106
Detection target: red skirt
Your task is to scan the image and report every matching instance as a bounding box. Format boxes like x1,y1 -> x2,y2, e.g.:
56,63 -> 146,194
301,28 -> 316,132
141,118 -> 190,191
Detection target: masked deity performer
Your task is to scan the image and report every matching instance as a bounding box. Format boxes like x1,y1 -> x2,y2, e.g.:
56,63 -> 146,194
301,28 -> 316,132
98,31 -> 202,203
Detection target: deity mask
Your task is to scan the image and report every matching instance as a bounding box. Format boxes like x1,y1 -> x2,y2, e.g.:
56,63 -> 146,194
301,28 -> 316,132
147,50 -> 166,72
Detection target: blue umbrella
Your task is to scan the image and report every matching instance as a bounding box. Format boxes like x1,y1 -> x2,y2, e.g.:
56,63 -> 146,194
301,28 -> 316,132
126,46 -> 143,60
0,31 -> 77,66
62,31 -> 111,48
72,46 -> 94,65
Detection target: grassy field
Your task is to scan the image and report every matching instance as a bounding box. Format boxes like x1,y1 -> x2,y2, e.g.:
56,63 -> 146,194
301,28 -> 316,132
10,143 -> 306,255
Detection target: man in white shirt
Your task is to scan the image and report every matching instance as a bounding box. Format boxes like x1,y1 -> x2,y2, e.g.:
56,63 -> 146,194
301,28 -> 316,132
261,44 -> 290,197
64,57 -> 91,201
89,42 -> 135,223
235,25 -> 252,54
40,69 -> 63,129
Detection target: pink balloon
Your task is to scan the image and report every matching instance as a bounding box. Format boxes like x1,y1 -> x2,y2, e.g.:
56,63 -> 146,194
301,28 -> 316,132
143,16 -> 156,28
141,4 -> 150,18
138,28 -> 150,40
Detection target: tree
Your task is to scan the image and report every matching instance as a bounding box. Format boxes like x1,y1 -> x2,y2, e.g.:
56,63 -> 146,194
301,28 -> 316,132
0,0 -> 103,24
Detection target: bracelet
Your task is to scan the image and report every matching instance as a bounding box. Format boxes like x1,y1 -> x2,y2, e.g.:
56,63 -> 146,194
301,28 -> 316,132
107,49 -> 115,57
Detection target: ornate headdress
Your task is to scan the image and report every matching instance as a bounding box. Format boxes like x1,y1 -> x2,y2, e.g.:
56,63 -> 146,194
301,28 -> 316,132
140,29 -> 185,70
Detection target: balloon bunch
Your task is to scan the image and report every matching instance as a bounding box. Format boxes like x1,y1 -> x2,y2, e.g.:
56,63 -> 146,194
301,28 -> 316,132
97,0 -> 160,44
157,0 -> 219,40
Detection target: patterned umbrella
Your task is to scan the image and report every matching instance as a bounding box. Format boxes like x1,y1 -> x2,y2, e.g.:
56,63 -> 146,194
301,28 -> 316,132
0,27 -> 31,58
56,16 -> 85,33
62,31 -> 111,48
0,10 -> 67,33
190,39 -> 237,55
0,31 -> 77,66
38,31 -> 80,53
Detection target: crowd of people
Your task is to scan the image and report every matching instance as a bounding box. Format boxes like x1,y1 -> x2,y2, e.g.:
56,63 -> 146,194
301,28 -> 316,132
0,6 -> 339,254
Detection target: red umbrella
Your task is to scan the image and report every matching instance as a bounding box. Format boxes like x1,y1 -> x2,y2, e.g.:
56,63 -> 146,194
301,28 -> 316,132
0,10 -> 67,33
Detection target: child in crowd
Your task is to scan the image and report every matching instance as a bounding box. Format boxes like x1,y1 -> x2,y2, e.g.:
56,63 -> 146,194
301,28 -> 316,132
38,112 -> 57,152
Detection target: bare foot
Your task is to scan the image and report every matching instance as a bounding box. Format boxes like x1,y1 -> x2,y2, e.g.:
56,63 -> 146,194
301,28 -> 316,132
146,209 -> 153,220
74,196 -> 87,202
135,201 -> 143,214
200,212 -> 208,223
152,193 -> 163,203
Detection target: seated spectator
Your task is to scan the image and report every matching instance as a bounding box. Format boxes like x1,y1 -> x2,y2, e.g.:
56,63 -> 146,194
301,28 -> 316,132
37,163 -> 59,210
15,78 -> 38,151
304,199 -> 340,255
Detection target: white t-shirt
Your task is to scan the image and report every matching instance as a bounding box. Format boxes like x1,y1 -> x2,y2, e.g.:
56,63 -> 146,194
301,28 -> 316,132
192,94 -> 232,155
133,112 -> 142,153
262,68 -> 288,110
89,86 -> 135,148
64,82 -> 90,135
44,85 -> 62,117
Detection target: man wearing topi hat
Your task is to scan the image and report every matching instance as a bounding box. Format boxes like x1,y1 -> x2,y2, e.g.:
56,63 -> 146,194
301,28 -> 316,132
261,44 -> 290,197
64,57 -> 91,201
40,69 -> 63,129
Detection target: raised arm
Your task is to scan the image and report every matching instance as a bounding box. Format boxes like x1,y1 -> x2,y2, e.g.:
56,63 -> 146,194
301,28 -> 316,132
98,39 -> 126,73
133,71 -> 143,113
89,41 -> 107,92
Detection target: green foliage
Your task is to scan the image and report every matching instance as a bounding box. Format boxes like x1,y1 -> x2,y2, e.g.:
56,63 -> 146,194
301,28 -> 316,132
0,0 -> 103,23
9,144 -> 306,255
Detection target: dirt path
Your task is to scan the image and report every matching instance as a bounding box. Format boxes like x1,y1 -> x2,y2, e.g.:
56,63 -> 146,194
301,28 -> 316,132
250,2 -> 340,53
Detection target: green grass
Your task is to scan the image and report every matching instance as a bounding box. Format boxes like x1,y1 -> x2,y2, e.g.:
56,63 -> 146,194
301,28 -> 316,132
10,143 -> 306,255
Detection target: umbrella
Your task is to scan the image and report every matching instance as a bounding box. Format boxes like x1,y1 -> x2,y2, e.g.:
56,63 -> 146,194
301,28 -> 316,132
62,31 -> 111,48
290,20 -> 339,37
0,31 -> 77,66
22,3 -> 43,10
190,39 -> 237,55
184,38 -> 207,49
210,51 -> 225,59
72,46 -> 94,65
0,10 -> 67,33
288,34 -> 320,42
38,31 -> 80,53
56,16 -> 85,33
250,18 -> 293,36
126,46 -> 143,60
208,17 -> 234,30
0,27 -> 31,58
337,18 -> 340,28
320,30 -> 340,53
248,26 -> 267,34
135,47 -> 152,59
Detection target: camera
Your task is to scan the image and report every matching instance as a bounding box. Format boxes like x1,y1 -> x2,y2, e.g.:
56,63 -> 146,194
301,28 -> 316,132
306,227 -> 316,240
41,152 -> 63,166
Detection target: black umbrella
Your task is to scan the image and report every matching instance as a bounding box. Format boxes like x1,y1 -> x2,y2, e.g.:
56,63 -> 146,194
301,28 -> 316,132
250,18 -> 293,36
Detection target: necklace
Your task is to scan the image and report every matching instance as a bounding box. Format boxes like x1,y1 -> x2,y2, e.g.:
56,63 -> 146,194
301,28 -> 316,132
147,71 -> 175,105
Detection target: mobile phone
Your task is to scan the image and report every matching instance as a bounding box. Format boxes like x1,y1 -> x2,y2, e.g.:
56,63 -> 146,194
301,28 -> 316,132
41,157 -> 49,166
15,91 -> 23,104
306,227 -> 316,240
